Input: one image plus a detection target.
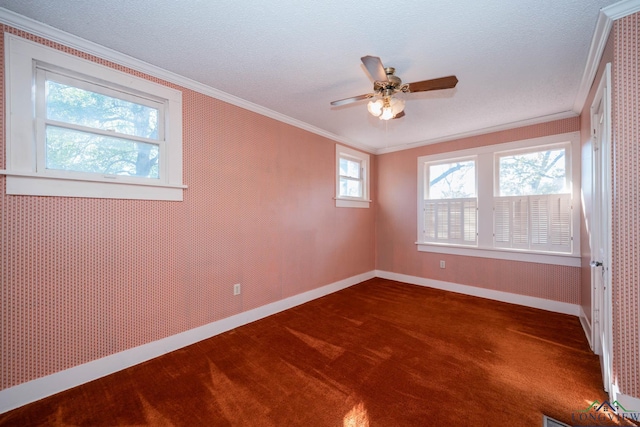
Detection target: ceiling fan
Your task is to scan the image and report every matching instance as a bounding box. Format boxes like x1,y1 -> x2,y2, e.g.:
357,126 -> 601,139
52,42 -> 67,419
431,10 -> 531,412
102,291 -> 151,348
330,56 -> 458,120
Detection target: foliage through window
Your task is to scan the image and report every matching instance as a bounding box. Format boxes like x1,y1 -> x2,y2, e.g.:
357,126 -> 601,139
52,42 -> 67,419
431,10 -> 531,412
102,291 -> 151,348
417,134 -> 579,262
41,72 -> 164,179
427,160 -> 476,199
497,147 -> 567,196
3,35 -> 184,200
423,159 -> 477,246
494,145 -> 571,253
339,156 -> 363,198
335,145 -> 370,208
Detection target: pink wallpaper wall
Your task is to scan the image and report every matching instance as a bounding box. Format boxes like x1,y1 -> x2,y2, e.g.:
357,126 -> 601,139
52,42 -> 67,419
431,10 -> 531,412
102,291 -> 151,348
0,28 -> 376,390
611,13 -> 640,399
2,14 -> 637,403
579,33 -> 614,325
376,118 -> 582,303
578,12 -> 639,400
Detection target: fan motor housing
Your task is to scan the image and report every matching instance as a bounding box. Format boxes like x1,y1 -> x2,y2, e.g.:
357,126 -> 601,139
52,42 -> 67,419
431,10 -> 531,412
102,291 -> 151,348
374,67 -> 402,94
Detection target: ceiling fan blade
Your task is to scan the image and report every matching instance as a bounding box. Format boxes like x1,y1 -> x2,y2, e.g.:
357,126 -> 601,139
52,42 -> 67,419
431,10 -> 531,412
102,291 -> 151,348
330,93 -> 373,106
407,75 -> 458,93
361,55 -> 388,82
393,110 -> 405,119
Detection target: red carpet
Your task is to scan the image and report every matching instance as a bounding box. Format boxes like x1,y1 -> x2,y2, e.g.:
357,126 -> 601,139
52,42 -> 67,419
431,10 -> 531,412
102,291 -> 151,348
1,278 -> 635,426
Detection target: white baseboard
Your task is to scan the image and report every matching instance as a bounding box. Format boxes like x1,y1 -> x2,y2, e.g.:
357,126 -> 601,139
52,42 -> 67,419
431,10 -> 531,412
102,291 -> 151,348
611,383 -> 640,414
375,270 -> 581,316
0,270 -> 375,415
579,305 -> 593,350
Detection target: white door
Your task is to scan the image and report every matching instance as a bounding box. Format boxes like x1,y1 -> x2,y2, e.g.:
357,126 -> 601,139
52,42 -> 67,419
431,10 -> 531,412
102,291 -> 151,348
590,63 -> 612,393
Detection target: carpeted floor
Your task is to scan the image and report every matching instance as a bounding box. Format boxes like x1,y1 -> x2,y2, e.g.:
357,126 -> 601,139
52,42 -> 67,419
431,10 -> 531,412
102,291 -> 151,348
1,278 -> 634,426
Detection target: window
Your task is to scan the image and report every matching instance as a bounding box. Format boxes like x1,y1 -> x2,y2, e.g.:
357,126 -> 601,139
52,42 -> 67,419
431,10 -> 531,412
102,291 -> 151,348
39,69 -> 163,178
339,156 -> 363,198
417,133 -> 580,266
2,35 -> 184,200
494,145 -> 571,253
497,147 -> 568,196
423,159 -> 477,245
336,145 -> 370,208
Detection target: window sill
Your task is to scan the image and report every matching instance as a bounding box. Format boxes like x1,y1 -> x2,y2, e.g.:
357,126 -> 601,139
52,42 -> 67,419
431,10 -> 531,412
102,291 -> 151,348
335,197 -> 371,208
416,242 -> 580,267
1,170 -> 186,201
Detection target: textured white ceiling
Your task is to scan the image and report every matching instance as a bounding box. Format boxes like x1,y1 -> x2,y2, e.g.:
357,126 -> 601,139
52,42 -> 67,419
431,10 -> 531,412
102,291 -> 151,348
0,0 -> 620,153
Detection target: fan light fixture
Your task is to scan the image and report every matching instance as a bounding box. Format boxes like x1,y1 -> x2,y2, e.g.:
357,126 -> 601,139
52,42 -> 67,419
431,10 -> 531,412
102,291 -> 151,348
330,56 -> 458,122
367,96 -> 405,120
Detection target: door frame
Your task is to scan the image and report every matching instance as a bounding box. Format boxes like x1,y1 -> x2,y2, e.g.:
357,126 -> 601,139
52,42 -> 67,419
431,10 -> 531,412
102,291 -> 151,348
590,62 -> 613,394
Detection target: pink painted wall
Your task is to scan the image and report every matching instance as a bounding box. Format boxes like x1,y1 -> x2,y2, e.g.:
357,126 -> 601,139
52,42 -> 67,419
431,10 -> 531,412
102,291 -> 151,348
610,13 -> 640,399
0,27 -> 376,390
376,118 -> 581,303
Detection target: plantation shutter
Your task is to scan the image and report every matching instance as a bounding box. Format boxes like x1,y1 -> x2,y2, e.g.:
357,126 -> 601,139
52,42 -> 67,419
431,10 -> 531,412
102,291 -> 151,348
424,203 -> 436,240
549,195 -> 571,252
530,196 -> 550,249
512,198 -> 529,248
424,198 -> 477,245
437,202 -> 448,239
449,200 -> 463,240
494,199 -> 511,245
463,200 -> 477,242
494,194 -> 571,252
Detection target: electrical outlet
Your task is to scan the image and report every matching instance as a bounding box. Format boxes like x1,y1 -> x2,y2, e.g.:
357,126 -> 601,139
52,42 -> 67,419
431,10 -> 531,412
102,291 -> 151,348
440,260 -> 446,269
233,283 -> 241,295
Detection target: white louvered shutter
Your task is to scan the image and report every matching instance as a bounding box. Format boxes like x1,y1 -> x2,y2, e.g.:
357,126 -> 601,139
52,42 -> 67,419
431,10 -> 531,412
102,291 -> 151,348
494,198 -> 511,247
424,198 -> 477,245
549,194 -> 572,252
463,200 -> 477,242
512,198 -> 529,249
530,196 -> 550,249
436,201 -> 448,239
449,200 -> 463,240
494,194 -> 571,252
423,202 -> 436,240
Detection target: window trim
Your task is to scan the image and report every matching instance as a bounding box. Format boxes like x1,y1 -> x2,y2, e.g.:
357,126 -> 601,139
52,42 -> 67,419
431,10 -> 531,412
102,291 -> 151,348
335,144 -> 370,208
416,132 -> 580,266
1,34 -> 185,200
423,156 -> 478,246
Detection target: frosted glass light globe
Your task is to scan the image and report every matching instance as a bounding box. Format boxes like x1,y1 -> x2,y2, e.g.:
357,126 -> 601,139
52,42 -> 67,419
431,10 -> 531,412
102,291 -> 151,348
367,99 -> 383,117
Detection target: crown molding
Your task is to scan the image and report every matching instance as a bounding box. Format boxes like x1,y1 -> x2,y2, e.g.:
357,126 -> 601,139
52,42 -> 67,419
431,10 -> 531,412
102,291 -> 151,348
0,8 -> 375,155
572,0 -> 640,113
603,0 -> 640,20
375,111 -> 578,155
2,2 -> 637,158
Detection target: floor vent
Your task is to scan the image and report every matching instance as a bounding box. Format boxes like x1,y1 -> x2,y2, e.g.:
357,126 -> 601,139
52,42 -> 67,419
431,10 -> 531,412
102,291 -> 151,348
543,415 -> 571,427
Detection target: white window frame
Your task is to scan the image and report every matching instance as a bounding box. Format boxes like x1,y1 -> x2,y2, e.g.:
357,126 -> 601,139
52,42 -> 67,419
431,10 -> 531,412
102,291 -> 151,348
493,142 -> 572,253
1,34 -> 185,201
422,156 -> 478,246
416,132 -> 580,267
336,144 -> 370,208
